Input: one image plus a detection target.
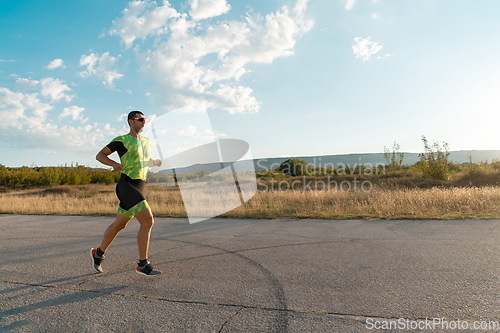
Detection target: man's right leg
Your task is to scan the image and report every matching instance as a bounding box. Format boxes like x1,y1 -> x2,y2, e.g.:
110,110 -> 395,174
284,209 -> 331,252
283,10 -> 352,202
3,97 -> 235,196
91,214 -> 131,273
134,207 -> 161,277
99,213 -> 132,252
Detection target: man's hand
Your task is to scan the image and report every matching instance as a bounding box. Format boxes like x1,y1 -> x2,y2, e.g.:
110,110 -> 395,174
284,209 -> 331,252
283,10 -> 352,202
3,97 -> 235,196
154,159 -> 162,167
112,162 -> 124,172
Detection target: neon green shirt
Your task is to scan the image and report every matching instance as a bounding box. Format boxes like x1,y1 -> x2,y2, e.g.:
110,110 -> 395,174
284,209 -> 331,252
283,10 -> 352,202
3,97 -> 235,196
106,134 -> 151,180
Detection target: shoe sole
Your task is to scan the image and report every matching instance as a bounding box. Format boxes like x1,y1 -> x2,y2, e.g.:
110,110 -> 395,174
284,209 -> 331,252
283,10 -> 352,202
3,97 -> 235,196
135,268 -> 161,277
90,248 -> 103,273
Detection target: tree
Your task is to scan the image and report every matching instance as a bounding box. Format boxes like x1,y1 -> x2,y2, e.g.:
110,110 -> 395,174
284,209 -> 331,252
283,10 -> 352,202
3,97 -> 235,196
417,136 -> 450,180
278,159 -> 312,177
384,141 -> 405,171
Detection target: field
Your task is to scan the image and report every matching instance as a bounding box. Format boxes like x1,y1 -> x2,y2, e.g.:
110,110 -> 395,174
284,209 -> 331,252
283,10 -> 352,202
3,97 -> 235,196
1,180 -> 499,219
1,159 -> 499,219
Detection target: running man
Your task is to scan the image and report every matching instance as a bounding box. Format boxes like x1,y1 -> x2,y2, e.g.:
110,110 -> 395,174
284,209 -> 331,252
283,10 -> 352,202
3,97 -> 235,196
91,110 -> 162,277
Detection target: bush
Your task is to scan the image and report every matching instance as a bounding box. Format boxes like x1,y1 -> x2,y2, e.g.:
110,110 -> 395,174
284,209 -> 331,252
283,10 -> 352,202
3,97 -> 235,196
0,166 -> 120,188
278,159 -> 312,177
417,136 -> 450,180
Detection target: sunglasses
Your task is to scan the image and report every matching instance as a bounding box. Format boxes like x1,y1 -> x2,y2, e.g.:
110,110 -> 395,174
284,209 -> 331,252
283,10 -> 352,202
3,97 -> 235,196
133,117 -> 146,122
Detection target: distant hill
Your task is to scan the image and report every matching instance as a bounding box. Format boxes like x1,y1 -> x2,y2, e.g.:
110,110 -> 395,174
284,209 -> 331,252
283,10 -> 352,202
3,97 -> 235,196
158,150 -> 500,174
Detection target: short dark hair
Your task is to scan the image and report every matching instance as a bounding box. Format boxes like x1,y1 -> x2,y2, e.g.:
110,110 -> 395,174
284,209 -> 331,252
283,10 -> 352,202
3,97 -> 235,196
127,110 -> 144,125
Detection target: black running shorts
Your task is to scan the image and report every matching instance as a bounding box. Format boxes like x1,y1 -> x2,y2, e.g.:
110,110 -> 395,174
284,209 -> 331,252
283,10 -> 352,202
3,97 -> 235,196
116,174 -> 150,218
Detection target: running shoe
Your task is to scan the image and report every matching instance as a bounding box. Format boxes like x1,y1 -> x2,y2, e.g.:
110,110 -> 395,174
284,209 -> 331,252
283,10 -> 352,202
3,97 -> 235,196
135,260 -> 161,277
90,248 -> 104,273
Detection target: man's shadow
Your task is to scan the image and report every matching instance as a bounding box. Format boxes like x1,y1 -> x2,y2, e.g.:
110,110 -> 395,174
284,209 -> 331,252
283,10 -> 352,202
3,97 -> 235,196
1,274 -> 126,331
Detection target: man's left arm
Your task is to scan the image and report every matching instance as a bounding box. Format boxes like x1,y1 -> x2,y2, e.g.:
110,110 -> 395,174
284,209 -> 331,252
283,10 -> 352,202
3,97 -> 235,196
147,138 -> 162,167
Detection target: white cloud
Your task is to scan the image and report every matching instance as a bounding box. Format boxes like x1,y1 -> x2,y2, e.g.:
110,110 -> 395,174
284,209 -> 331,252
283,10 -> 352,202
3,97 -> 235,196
111,0 -> 313,114
14,77 -> 73,103
352,37 -> 383,61
0,87 -> 52,122
0,86 -> 117,153
60,106 -> 88,122
117,113 -> 128,122
79,52 -> 123,88
46,58 -> 65,69
212,85 -> 260,114
377,53 -> 394,60
0,59 -> 15,63
109,1 -> 181,48
39,77 -> 73,102
371,13 -> 380,20
345,0 -> 356,10
188,0 -> 230,20
15,78 -> 40,91
177,124 -> 220,139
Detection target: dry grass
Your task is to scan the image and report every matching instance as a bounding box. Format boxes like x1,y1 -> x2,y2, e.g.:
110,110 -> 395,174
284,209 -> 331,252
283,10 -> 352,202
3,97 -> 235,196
0,184 -> 184,217
229,187 -> 500,219
1,183 -> 499,219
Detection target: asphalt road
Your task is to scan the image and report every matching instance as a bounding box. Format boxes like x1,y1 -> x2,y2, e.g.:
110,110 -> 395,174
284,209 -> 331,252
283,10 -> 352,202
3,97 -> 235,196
0,215 -> 498,332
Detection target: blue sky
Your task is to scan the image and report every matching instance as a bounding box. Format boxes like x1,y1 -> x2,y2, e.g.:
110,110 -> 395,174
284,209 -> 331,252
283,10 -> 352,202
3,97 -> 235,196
1,0 -> 499,167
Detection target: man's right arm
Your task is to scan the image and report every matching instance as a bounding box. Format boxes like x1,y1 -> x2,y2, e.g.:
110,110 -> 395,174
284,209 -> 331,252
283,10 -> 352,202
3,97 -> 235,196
96,147 -> 124,172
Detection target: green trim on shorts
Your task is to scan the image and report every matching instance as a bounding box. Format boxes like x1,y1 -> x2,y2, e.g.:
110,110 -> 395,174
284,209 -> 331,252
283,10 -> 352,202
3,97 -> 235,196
118,200 -> 150,218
